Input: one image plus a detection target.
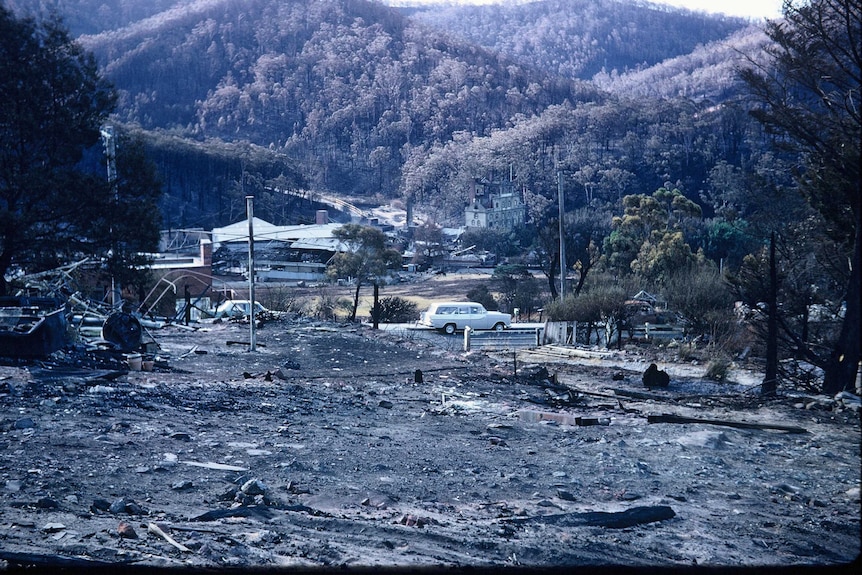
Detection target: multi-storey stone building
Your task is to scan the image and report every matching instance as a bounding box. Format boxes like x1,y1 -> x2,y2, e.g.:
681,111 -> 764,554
464,176 -> 526,231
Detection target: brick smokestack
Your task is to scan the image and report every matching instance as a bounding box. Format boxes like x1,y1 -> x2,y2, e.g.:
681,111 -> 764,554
200,238 -> 212,267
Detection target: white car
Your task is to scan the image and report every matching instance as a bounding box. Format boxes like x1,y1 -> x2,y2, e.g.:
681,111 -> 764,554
213,300 -> 268,319
418,302 -> 511,335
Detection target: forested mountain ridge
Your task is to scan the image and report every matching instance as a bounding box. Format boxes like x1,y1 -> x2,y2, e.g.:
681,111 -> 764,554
6,0 -> 770,229
72,0 -> 602,223
4,0 -> 180,35
594,25 -> 769,101
399,0 -> 751,81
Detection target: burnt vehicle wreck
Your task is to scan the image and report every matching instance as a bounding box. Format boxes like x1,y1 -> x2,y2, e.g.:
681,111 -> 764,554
0,261 -> 152,368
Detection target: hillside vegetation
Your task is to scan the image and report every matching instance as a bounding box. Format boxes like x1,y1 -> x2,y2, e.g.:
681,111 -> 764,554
10,0 -> 768,229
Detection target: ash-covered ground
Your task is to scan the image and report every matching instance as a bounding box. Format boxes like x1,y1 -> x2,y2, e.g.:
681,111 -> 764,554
0,317 -> 859,570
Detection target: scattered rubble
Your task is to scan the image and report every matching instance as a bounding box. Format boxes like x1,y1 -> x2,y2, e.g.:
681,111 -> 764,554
0,316 -> 859,569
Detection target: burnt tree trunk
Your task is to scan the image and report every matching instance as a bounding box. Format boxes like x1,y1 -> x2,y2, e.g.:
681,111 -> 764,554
762,231 -> 778,396
823,222 -> 861,394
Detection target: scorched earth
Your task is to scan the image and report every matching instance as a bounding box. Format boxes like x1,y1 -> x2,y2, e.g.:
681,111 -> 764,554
0,317 -> 859,569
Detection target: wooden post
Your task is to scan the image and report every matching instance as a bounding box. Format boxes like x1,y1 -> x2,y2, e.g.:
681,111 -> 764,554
372,282 -> 379,329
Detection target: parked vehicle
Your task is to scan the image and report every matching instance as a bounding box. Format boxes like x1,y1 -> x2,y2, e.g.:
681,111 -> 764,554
418,302 -> 511,335
213,300 -> 268,319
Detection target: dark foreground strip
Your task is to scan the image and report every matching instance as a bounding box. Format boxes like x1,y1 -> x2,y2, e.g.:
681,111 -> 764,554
504,505 -> 676,529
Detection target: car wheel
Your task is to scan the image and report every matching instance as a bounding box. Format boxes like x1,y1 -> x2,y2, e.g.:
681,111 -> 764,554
444,323 -> 456,335
494,322 -> 505,332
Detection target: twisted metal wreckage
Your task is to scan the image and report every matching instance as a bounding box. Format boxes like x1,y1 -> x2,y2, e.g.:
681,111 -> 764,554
0,259 -> 155,367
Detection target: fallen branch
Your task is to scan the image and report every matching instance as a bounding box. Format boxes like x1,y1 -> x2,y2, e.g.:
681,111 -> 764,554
505,505 -> 676,529
226,340 -> 266,347
147,522 -> 192,553
647,413 -> 808,434
191,505 -> 275,522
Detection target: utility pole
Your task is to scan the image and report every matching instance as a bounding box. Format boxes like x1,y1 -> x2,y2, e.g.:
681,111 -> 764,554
100,124 -> 121,309
247,196 -> 256,352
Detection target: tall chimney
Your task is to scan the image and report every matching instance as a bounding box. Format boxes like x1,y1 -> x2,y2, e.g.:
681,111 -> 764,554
316,210 -> 329,225
200,238 -> 212,267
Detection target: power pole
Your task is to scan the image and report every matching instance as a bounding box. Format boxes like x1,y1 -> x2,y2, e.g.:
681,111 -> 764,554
100,125 -> 121,309
247,196 -> 256,352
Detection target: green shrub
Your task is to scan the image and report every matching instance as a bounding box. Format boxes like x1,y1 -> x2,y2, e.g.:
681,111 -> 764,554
373,296 -> 418,323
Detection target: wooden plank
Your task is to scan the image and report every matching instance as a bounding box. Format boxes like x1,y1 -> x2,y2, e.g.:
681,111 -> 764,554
647,413 -> 808,434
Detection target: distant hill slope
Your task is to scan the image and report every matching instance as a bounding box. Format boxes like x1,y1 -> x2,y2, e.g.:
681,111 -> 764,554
400,0 -> 750,80
594,25 -> 769,101
4,0 -> 185,35
72,0 -> 592,195
6,0 -> 770,228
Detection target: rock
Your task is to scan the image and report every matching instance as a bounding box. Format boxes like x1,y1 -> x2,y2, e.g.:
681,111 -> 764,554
117,521 -> 138,539
125,501 -> 146,515
171,480 -> 194,491
170,432 -> 192,441
42,522 -> 66,533
518,364 -> 550,381
109,497 -> 129,514
240,478 -> 267,496
14,417 -> 35,429
4,479 -> 22,492
218,487 -> 239,501
36,497 -> 59,509
91,498 -> 111,512
612,372 -> 626,381
109,497 -> 145,515
556,489 -> 576,501
378,400 -> 393,409
397,514 -> 426,527
642,363 -> 670,388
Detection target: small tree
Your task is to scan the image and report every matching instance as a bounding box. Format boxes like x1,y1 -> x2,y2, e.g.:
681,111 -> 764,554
412,221 -> 445,270
566,206 -> 611,296
545,287 -> 627,346
604,187 -> 702,278
740,0 -> 861,393
466,284 -> 498,311
664,263 -> 736,350
90,132 -> 163,305
0,7 -> 116,294
326,224 -> 401,322
491,263 -> 536,313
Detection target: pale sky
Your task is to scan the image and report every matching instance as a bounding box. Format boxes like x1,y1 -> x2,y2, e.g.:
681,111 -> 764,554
384,1 -> 786,20
656,0 -> 784,19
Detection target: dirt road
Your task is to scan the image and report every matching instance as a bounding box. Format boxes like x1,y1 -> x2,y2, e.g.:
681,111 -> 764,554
0,317 -> 859,569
